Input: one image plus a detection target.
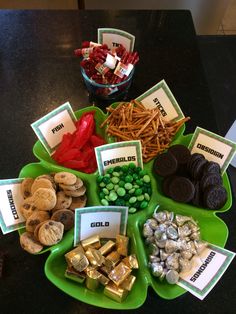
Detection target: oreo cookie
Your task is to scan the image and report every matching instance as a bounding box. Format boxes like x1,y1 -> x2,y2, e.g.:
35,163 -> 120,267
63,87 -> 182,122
191,158 -> 208,180
162,175 -> 176,197
168,176 -> 195,203
168,144 -> 191,166
187,153 -> 204,174
154,152 -> 178,177
203,161 -> 221,174
200,173 -> 223,191
203,184 -> 227,210
192,181 -> 202,206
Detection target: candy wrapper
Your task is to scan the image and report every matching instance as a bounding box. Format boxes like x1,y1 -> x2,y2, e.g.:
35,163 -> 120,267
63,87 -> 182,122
75,41 -> 139,99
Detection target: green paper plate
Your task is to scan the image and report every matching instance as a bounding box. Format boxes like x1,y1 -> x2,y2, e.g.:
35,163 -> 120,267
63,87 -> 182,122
17,105 -> 232,309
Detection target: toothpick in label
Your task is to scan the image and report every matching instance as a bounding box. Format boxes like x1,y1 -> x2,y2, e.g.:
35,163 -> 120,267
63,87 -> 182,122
136,79 -> 185,122
178,243 -> 235,300
98,28 -> 135,52
0,178 -> 25,234
95,140 -> 143,175
74,206 -> 128,246
188,127 -> 236,173
31,102 -> 77,155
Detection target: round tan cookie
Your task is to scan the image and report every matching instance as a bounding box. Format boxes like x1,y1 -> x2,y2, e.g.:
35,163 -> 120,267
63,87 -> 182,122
34,220 -> 50,241
54,172 -> 77,185
20,197 -> 37,219
54,191 -> 72,210
64,185 -> 86,197
51,209 -> 74,231
69,195 -> 87,211
38,220 -> 64,246
31,178 -> 54,194
26,210 -> 50,233
35,174 -> 57,190
33,188 -> 57,211
21,178 -> 34,199
20,232 -> 43,254
59,177 -> 84,191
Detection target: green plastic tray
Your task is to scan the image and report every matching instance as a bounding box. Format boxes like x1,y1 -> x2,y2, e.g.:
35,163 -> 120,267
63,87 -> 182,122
17,105 -> 232,309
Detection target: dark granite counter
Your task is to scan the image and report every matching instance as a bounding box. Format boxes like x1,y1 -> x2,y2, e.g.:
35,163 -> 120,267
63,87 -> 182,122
0,10 -> 235,314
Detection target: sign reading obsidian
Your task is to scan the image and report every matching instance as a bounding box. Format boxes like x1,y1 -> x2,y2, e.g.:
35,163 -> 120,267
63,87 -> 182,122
188,127 -> 236,173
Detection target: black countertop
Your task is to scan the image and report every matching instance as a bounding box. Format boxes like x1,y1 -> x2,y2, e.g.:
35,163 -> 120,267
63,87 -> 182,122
0,10 -> 235,314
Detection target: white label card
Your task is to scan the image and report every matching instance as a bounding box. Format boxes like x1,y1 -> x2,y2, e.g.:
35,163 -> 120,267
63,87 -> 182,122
95,140 -> 143,175
136,80 -> 185,122
31,102 -> 77,155
0,179 -> 25,234
178,243 -> 235,300
98,28 -> 135,52
188,127 -> 236,173
74,206 -> 128,246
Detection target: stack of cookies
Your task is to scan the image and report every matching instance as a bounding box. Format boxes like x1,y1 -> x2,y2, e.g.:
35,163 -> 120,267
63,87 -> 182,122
153,144 -> 227,210
19,171 -> 87,254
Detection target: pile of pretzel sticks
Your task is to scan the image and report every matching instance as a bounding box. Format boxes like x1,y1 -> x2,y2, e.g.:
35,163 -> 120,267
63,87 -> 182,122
100,100 -> 190,163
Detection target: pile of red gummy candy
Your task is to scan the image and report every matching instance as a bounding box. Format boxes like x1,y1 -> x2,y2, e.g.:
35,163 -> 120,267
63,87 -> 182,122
52,111 -> 106,173
74,41 -> 139,85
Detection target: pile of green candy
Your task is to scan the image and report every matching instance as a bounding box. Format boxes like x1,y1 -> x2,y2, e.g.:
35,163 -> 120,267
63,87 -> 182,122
97,163 -> 152,213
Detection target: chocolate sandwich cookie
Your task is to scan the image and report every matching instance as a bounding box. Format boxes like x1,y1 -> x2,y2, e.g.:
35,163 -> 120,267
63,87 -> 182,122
51,209 -> 74,231
168,176 -> 195,203
168,144 -> 191,166
203,184 -> 227,210
192,181 -> 202,206
154,152 -> 178,177
203,161 -> 221,174
200,172 -> 223,191
187,153 -> 204,174
162,176 -> 176,197
191,158 -> 208,180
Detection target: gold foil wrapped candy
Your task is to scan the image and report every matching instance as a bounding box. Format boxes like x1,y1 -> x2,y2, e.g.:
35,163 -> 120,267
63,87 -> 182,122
64,246 -> 89,272
81,235 -> 101,250
64,266 -> 86,283
64,234 -> 139,303
104,282 -> 129,303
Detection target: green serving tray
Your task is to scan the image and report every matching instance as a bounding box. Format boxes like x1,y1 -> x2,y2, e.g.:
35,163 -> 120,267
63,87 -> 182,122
18,105 -> 232,309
